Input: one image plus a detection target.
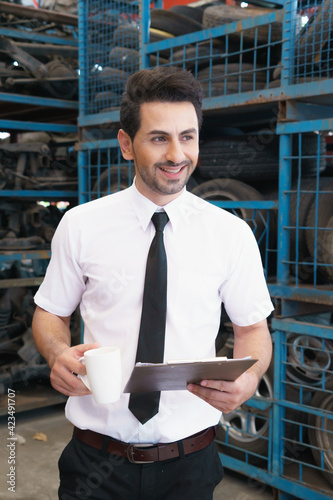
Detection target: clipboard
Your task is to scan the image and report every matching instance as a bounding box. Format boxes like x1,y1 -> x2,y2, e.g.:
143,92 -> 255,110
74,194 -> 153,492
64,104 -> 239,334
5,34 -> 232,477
123,357 -> 258,393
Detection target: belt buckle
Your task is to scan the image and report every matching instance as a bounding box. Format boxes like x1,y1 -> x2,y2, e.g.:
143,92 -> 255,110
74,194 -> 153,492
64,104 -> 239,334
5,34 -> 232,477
127,443 -> 155,464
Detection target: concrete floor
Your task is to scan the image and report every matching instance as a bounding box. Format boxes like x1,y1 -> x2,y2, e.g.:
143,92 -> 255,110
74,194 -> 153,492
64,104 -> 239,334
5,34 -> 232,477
0,404 -> 274,500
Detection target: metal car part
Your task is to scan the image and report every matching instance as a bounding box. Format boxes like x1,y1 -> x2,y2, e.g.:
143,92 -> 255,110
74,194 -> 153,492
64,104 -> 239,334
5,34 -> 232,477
287,335 -> 331,386
0,0 -> 78,26
0,36 -> 48,79
14,42 -> 78,59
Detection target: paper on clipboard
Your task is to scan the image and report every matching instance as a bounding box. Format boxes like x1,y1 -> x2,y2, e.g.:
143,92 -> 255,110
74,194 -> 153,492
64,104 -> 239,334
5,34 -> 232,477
123,356 -> 257,393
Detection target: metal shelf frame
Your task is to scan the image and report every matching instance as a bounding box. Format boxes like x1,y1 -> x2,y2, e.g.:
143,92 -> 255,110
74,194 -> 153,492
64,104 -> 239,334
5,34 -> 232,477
78,0 -> 333,129
0,250 -> 51,263
216,318 -> 333,500
0,13 -> 79,282
0,5 -> 80,406
0,190 -> 78,198
275,118 -> 333,308
0,27 -> 78,46
0,3 -> 79,129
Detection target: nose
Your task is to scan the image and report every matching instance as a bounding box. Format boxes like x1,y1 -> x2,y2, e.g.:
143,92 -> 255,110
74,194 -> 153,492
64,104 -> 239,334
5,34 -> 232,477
165,140 -> 186,165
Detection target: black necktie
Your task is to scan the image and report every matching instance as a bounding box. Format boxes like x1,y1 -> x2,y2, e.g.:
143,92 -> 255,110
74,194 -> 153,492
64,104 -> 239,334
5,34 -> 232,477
128,211 -> 169,425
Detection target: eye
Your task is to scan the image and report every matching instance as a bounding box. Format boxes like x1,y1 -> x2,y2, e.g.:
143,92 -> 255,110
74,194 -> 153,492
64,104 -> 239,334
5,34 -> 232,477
182,135 -> 193,141
152,136 -> 167,143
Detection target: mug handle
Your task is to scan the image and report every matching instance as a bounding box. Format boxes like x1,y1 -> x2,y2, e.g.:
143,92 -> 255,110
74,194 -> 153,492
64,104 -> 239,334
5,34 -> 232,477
77,357 -> 91,391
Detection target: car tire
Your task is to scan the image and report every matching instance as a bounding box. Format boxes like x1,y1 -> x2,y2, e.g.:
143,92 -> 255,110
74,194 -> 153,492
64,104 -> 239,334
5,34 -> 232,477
202,5 -> 282,45
191,178 -> 266,247
151,9 -> 203,37
197,135 -> 279,181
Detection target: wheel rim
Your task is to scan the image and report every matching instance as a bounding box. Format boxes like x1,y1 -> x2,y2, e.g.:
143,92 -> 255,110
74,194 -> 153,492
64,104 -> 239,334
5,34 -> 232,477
287,335 -> 331,385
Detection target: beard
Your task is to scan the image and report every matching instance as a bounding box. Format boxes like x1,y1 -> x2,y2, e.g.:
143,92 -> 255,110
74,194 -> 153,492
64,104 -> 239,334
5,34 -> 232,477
135,159 -> 195,196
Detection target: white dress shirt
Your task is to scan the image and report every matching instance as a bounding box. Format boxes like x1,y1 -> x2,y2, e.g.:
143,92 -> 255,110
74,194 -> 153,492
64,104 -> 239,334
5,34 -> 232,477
34,182 -> 273,444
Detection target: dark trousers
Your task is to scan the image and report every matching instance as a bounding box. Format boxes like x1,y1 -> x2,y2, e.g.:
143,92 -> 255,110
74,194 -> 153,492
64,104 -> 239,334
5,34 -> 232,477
58,434 -> 224,500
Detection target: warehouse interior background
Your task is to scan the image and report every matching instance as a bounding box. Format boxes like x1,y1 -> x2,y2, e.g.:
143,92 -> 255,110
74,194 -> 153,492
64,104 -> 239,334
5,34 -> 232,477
0,0 -> 332,498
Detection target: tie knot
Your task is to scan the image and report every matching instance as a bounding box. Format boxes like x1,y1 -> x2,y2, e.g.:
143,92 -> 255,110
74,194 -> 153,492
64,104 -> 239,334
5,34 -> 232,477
152,212 -> 169,232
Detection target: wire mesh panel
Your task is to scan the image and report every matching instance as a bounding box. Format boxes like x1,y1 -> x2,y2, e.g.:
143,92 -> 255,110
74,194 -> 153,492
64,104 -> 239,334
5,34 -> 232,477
215,319 -> 333,499
78,142 -> 133,203
274,321 -> 333,499
280,132 -> 333,288
145,6 -> 284,98
294,0 -> 333,83
78,1 -> 333,122
79,0 -> 140,117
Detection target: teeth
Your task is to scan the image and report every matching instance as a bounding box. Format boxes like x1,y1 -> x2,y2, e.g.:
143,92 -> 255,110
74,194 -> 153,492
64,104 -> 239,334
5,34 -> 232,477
161,167 -> 182,173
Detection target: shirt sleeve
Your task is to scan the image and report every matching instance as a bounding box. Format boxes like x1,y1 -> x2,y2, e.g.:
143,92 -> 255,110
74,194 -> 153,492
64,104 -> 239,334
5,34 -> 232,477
219,222 -> 274,326
34,211 -> 86,317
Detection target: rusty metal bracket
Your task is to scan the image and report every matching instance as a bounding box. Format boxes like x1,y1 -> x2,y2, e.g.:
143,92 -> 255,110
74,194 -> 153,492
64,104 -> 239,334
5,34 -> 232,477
0,1 -> 78,27
0,36 -> 47,79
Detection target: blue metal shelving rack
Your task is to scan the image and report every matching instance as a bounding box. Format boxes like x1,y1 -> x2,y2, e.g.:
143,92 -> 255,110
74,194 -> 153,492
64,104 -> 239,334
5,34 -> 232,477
0,31 -> 79,136
77,0 -> 333,498
0,5 -> 79,283
0,2 -> 79,199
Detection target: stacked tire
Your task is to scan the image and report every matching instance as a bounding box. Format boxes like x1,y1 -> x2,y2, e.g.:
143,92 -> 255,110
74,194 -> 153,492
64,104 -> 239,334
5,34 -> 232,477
197,133 -> 326,181
200,4 -> 282,95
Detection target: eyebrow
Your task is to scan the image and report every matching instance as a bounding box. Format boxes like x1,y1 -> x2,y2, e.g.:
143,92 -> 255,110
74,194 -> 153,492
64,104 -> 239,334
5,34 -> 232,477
147,128 -> 198,137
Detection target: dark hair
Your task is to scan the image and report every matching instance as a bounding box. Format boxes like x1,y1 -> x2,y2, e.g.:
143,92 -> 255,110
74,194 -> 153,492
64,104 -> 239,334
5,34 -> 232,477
120,66 -> 203,140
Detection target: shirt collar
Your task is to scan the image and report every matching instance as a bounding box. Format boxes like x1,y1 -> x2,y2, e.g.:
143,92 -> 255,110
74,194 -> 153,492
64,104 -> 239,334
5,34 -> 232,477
129,179 -> 190,232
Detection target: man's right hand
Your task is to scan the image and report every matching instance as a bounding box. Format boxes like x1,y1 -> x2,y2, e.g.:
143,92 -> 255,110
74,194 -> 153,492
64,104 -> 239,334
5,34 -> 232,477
49,343 -> 99,397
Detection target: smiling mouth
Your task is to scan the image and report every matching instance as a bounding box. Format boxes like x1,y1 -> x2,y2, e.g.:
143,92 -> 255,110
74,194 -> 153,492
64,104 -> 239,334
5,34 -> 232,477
159,165 -> 187,174
160,167 -> 182,173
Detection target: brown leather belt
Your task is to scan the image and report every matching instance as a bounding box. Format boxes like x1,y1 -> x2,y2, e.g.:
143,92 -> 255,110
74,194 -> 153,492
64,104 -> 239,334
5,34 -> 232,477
74,425 -> 216,464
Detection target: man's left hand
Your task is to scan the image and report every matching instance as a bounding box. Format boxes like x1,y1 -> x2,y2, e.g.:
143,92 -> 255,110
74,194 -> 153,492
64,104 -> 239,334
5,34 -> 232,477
187,370 -> 259,414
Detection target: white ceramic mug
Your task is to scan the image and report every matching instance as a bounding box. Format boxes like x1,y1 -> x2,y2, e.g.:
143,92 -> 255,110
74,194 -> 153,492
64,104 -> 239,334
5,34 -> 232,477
78,347 -> 121,404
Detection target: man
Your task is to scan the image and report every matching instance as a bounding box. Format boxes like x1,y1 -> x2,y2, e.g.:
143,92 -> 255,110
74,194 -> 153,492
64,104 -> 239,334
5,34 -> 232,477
32,66 -> 273,500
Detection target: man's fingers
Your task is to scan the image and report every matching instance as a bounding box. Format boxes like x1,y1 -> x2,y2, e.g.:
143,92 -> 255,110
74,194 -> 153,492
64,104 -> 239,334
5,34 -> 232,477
74,342 -> 100,357
71,358 -> 87,376
51,368 -> 91,396
188,383 -> 226,401
57,343 -> 98,375
187,372 -> 258,413
187,383 -> 238,413
52,380 -> 91,397
67,343 -> 100,374
199,380 -> 227,392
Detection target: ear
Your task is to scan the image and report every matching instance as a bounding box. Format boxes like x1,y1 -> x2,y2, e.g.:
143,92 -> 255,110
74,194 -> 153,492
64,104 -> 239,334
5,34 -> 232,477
118,129 -> 134,160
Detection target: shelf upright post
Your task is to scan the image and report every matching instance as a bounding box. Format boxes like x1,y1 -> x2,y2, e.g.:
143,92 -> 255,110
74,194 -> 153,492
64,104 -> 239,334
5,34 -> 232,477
277,133 -> 293,287
140,0 -> 150,69
78,0 -> 89,120
78,150 -> 88,205
77,0 -> 90,206
276,0 -> 297,291
271,328 -> 285,479
280,0 -> 297,87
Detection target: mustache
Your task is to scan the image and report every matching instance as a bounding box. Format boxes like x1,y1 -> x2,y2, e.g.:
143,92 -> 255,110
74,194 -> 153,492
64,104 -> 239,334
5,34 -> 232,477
155,160 -> 192,169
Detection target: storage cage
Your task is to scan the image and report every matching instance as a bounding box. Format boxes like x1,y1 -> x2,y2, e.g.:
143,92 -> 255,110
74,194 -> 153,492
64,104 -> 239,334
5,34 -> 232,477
77,1 -> 333,498
215,122 -> 333,500
78,138 -> 133,204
